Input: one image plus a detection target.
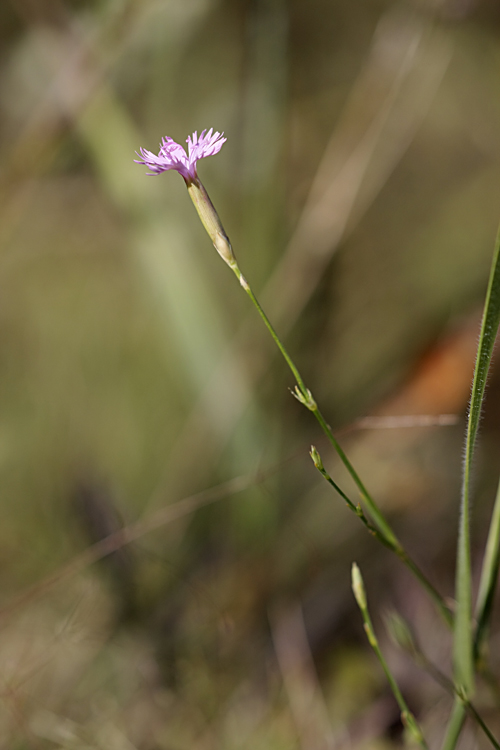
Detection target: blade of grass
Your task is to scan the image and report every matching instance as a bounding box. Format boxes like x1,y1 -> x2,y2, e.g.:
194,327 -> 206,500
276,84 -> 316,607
475,474 -> 500,661
454,226 -> 500,700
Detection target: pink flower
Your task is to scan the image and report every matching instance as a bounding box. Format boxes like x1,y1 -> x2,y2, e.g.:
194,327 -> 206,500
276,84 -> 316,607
135,128 -> 226,182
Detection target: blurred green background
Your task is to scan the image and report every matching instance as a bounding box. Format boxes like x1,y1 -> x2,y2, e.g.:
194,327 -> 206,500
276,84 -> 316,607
1,0 -> 500,747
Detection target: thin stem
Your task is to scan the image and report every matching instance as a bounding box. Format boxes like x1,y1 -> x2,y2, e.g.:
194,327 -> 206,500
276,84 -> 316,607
394,621 -> 500,750
238,266 -> 394,538
312,406 -> 398,545
234,265 -> 452,627
466,703 -> 500,750
352,564 -> 428,749
237,270 -> 309,394
440,701 -> 466,750
432,672 -> 499,750
311,447 -> 453,627
311,447 -> 395,550
398,550 -> 453,629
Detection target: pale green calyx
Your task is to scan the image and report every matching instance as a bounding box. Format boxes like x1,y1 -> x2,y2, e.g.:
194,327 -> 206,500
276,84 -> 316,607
187,178 -> 237,268
292,386 -> 317,410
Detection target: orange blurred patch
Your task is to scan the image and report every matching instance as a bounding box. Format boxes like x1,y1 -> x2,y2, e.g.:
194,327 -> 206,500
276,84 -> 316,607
381,316 -> 480,416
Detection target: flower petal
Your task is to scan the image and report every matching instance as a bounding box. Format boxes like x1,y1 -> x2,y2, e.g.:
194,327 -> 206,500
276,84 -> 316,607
187,129 -> 226,172
135,129 -> 226,180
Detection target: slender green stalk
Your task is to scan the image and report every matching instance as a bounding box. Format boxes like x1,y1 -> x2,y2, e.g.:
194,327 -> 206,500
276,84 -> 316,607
351,564 -> 428,749
234,264 -> 395,543
240,274 -> 399,539
312,405 -> 397,545
440,702 -> 466,750
475,475 -> 500,662
310,445 -> 393,548
466,702 -> 500,749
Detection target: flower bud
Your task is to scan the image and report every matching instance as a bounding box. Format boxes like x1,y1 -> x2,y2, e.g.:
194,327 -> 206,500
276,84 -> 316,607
351,562 -> 367,610
309,445 -> 324,471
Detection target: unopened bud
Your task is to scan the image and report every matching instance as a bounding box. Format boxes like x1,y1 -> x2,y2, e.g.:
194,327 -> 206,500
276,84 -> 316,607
351,563 -> 367,610
310,445 -> 324,471
292,386 -> 317,411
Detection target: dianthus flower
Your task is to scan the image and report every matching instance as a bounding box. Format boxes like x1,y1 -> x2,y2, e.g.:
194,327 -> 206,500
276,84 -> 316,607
135,127 -> 235,267
135,128 -> 226,183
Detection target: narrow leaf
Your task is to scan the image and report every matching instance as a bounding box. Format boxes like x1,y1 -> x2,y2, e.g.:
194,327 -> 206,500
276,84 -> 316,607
454,226 -> 500,696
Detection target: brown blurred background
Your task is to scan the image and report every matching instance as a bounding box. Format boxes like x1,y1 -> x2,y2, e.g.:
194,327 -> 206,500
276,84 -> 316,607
0,0 -> 500,747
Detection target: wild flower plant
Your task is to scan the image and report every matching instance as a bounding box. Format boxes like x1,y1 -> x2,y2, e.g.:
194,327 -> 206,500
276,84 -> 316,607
136,129 -> 500,749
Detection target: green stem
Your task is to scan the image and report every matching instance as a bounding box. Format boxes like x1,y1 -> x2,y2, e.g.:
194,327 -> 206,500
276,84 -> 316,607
430,668 -> 499,749
312,451 -> 395,550
474,475 -> 500,663
312,406 -> 397,545
466,702 -> 500,749
352,564 -> 428,749
238,266 -> 393,540
312,448 -> 453,627
398,550 -> 453,629
233,264 -> 452,627
440,701 -> 466,750
236,269 -> 309,394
